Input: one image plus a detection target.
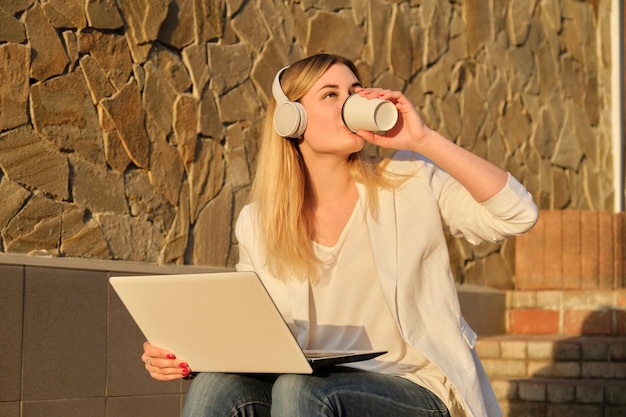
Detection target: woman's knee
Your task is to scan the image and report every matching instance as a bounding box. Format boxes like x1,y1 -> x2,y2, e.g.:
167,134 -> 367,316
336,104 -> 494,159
271,374 -> 333,417
183,373 -> 232,416
183,373 -> 273,417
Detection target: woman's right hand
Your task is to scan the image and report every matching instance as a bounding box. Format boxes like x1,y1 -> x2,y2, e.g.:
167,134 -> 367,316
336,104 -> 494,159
142,341 -> 192,381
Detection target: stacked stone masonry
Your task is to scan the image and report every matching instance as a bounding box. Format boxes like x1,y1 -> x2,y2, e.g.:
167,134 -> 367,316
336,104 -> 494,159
0,1 -> 618,289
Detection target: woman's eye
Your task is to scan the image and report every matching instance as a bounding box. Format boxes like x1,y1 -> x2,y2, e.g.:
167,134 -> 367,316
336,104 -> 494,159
323,92 -> 337,99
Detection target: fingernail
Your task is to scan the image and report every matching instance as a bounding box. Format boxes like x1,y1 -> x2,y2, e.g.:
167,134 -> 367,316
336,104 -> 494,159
167,354 -> 176,359
179,362 -> 188,368
182,367 -> 190,375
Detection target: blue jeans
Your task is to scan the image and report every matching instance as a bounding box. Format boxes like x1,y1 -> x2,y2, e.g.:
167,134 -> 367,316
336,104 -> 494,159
182,367 -> 450,417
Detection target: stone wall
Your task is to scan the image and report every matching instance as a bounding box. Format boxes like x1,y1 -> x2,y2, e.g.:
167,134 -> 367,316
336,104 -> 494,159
0,0 -> 617,288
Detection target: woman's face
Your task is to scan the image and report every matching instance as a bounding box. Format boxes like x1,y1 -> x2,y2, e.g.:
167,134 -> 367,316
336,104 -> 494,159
298,63 -> 364,160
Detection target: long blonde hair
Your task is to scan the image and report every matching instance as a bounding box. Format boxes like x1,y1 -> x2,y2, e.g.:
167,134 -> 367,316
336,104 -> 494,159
250,54 -> 397,282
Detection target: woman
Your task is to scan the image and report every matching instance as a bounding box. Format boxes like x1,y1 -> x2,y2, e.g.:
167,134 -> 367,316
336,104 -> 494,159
142,53 -> 538,417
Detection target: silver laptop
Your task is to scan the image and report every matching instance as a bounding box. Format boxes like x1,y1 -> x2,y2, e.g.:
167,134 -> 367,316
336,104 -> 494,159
109,271 -> 385,374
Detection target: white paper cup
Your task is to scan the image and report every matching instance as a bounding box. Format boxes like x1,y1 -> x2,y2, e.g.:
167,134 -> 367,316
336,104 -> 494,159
342,94 -> 398,133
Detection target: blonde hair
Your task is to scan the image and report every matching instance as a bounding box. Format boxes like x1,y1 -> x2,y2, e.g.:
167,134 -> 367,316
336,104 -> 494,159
250,54 -> 399,282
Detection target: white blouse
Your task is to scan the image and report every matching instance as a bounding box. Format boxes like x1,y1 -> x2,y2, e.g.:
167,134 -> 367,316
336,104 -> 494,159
309,203 -> 466,417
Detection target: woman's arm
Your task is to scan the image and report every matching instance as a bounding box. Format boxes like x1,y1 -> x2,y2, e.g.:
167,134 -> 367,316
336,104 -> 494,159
410,128 -> 508,202
355,88 -> 508,202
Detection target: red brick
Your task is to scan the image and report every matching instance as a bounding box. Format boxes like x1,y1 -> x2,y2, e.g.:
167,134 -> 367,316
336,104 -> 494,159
607,405 -> 626,417
518,380 -> 546,401
546,403 -> 602,417
561,211 -> 581,289
614,362 -> 626,379
503,401 -> 546,417
562,310 -> 587,335
580,211 -> 599,289
509,309 -> 559,334
546,381 -> 574,403
533,361 -> 581,378
616,309 -> 626,336
543,210 -> 563,289
606,381 -> 626,404
575,381 -> 605,403
615,213 -> 625,288
563,310 -> 613,336
553,341 -> 582,361
582,309 -> 616,335
598,211 -> 614,289
609,340 -> 626,361
580,340 -> 609,360
516,211 -> 545,290
582,361 -> 615,378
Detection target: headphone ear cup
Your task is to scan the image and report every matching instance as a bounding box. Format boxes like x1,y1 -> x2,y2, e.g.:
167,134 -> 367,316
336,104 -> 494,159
271,66 -> 307,138
273,100 -> 307,138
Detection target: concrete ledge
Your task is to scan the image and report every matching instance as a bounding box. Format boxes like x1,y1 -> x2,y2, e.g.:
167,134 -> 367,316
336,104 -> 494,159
458,284 -> 507,336
0,252 -> 227,274
0,253 -> 228,417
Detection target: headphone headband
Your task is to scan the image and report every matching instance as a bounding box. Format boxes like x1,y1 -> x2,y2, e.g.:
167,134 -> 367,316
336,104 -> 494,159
272,67 -> 289,103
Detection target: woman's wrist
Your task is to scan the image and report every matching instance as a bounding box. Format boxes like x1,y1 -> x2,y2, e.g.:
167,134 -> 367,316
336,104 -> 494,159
409,126 -> 441,156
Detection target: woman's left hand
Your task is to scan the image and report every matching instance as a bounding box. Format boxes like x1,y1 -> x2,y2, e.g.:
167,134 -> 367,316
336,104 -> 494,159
353,87 -> 431,153
142,341 -> 192,381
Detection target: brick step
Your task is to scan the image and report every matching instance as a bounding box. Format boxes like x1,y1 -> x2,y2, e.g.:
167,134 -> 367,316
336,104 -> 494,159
493,378 -> 626,417
498,399 -> 626,417
476,335 -> 626,379
491,377 -> 626,403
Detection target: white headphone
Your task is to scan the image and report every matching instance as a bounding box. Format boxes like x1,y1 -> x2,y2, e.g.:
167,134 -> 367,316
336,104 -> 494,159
272,66 -> 307,138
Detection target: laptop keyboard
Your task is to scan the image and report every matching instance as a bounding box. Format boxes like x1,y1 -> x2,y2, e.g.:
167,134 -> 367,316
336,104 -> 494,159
304,351 -> 355,359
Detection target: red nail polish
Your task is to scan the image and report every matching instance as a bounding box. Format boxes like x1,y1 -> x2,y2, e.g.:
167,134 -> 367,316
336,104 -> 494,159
167,354 -> 176,359
182,367 -> 190,375
179,362 -> 188,368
